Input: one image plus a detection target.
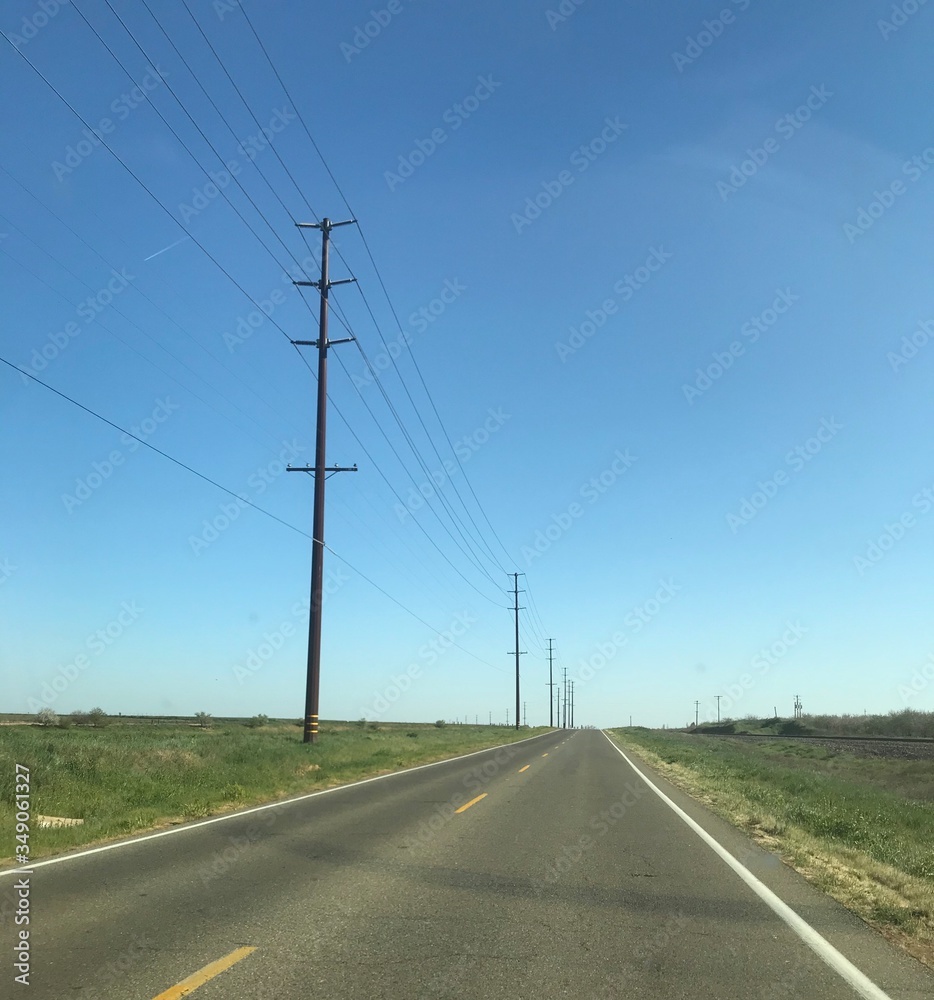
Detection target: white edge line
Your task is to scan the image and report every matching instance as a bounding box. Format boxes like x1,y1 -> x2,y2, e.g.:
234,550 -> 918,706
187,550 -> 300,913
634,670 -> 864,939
0,730 -> 555,878
601,730 -> 893,1000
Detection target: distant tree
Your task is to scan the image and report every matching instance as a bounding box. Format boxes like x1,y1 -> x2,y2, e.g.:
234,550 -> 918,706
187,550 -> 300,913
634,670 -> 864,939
245,714 -> 269,729
56,714 -> 73,729
35,707 -> 58,727
434,719 -> 447,729
194,711 -> 212,729
71,710 -> 90,727
88,707 -> 111,728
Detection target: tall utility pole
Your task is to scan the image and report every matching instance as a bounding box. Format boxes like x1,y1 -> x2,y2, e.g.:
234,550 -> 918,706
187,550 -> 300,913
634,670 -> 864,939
288,217 -> 357,744
523,701 -> 527,727
506,708 -> 509,727
570,681 -> 575,728
547,639 -> 555,728
508,573 -> 526,731
562,667 -> 568,729
716,695 -> 722,724
694,700 -> 700,727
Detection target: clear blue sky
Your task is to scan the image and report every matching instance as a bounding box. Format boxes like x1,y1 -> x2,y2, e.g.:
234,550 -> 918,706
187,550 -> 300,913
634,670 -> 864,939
2,0 -> 933,729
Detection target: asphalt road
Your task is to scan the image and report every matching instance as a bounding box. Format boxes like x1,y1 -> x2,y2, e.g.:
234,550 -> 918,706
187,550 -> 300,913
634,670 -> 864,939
3,729 -> 934,999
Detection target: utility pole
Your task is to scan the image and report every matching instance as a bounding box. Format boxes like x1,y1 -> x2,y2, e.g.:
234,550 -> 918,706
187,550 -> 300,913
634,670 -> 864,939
716,695 -> 722,724
547,639 -> 555,728
506,708 -> 509,727
562,667 -> 568,729
570,681 -> 575,728
508,573 -> 526,731
489,711 -> 492,726
694,700 -> 700,727
523,701 -> 527,727
289,217 -> 357,745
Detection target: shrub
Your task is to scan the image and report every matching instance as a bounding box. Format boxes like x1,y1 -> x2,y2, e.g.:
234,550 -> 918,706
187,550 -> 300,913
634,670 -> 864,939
35,707 -> 58,727
194,712 -> 212,729
245,714 -> 269,729
88,707 -> 111,727
434,719 -> 447,729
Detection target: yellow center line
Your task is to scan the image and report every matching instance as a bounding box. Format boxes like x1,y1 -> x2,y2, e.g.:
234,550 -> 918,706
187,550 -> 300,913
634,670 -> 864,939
518,765 -> 530,773
152,947 -> 256,1000
455,793 -> 487,814
541,752 -> 549,757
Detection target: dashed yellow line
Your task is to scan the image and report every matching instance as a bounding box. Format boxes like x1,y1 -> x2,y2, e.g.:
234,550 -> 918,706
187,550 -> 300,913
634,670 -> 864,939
455,793 -> 487,814
541,753 -> 549,757
518,765 -> 530,773
152,947 -> 256,999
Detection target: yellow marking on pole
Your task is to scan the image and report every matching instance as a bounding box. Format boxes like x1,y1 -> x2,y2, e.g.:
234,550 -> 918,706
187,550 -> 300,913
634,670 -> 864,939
152,947 -> 256,1000
518,765 -> 530,773
454,793 -> 487,814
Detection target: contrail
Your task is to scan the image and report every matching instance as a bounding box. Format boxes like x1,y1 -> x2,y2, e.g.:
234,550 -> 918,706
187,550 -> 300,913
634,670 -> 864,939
144,235 -> 190,261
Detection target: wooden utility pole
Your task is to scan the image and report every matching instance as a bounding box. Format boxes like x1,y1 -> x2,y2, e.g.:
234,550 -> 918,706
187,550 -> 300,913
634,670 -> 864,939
289,217 -> 357,744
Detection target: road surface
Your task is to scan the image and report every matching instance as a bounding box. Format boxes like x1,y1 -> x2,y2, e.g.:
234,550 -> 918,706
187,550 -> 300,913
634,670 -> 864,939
2,729 -> 933,999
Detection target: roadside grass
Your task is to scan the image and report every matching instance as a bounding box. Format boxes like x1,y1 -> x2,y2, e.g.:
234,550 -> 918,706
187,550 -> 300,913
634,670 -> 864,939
0,721 -> 548,863
608,728 -> 934,968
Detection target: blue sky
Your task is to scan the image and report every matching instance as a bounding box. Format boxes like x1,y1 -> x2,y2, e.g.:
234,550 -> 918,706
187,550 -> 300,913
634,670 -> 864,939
2,0 -> 934,729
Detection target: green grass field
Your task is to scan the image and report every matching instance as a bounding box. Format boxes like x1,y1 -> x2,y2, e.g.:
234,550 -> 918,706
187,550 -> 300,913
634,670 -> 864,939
0,720 -> 547,863
610,728 -> 934,967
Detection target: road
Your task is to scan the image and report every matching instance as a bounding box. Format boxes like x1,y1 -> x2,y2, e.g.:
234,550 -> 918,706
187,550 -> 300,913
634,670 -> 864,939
2,729 -> 933,999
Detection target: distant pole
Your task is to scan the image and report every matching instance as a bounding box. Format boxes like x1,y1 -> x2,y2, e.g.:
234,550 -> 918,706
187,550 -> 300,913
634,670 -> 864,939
523,701 -> 527,727
629,714 -> 632,727
506,708 -> 509,727
547,638 -> 555,728
289,216 -> 358,744
694,700 -> 700,727
489,711 -> 492,726
562,668 -> 568,729
570,681 -> 575,728
509,573 -> 526,731
716,695 -> 721,724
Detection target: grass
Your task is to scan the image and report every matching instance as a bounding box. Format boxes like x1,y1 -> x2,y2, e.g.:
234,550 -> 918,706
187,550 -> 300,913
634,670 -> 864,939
693,708 -> 934,738
609,728 -> 934,968
0,720 -> 548,863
